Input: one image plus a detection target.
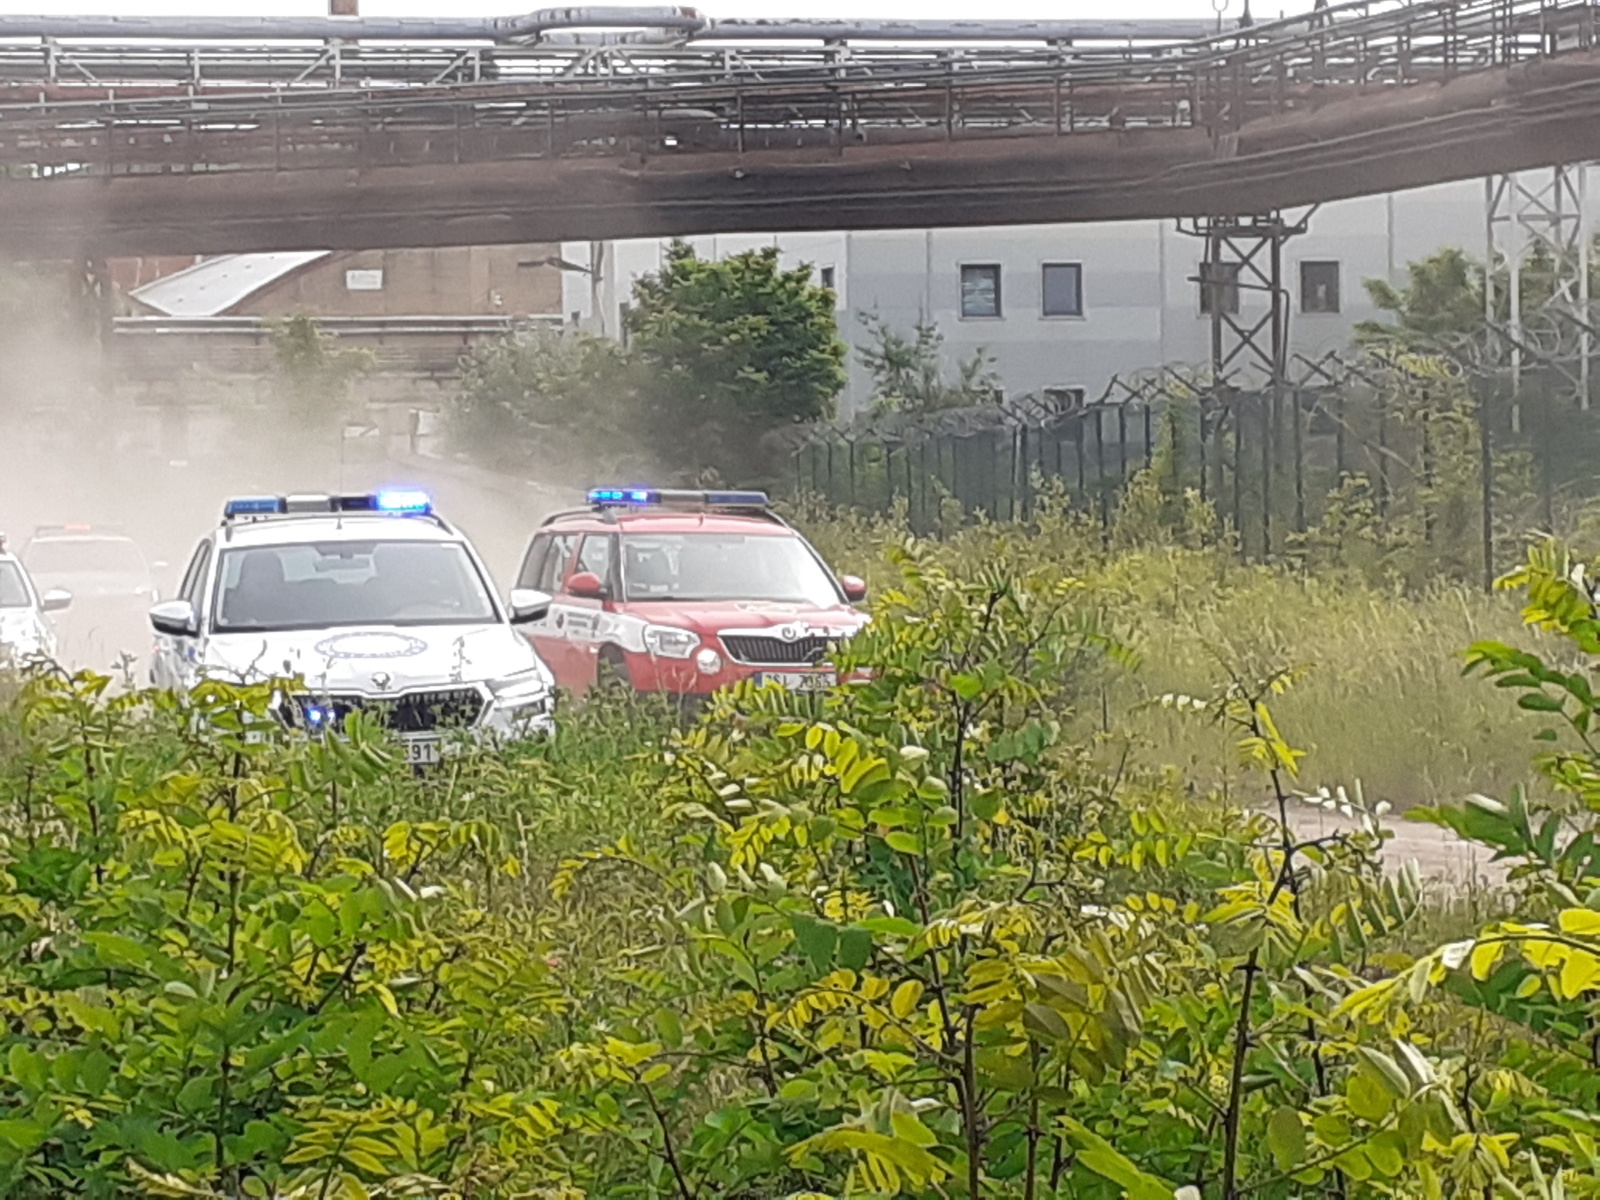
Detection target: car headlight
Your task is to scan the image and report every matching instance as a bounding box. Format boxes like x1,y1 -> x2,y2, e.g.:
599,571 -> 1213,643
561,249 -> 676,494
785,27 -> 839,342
643,625 -> 699,659
489,668 -> 554,712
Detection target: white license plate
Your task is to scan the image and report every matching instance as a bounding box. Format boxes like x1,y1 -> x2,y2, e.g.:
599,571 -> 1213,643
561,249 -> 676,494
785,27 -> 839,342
757,671 -> 836,692
404,738 -> 442,765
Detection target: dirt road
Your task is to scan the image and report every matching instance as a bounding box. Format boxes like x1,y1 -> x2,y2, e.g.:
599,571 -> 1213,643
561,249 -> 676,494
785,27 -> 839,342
1287,802 -> 1508,886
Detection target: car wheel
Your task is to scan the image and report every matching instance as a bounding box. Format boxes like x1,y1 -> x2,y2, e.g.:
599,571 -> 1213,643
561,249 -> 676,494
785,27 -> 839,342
594,648 -> 633,697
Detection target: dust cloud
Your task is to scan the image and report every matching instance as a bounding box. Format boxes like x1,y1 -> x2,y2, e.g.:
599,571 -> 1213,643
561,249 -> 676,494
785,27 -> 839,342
0,283 -> 579,675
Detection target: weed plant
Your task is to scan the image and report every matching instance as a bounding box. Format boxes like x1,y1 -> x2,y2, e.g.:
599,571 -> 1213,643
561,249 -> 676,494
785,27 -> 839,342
788,485 -> 1540,811
1,522 -> 1597,1199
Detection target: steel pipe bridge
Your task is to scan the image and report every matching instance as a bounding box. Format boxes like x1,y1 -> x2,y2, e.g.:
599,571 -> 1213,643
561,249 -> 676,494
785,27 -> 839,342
0,0 -> 1597,256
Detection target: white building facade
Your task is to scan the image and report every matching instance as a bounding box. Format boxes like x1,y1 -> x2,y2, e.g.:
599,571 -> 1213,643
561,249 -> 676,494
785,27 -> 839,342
562,172 -> 1595,418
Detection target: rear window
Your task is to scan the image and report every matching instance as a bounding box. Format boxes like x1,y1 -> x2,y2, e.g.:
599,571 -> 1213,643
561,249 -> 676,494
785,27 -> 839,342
25,537 -> 147,576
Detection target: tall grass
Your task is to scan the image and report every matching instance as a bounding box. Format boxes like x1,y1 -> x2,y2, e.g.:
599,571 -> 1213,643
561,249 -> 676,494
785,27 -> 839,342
791,493 -> 1542,812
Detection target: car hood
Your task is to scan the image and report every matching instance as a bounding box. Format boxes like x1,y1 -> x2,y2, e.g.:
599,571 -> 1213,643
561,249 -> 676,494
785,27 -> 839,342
200,623 -> 547,694
619,599 -> 869,638
30,571 -> 153,600
0,608 -> 47,650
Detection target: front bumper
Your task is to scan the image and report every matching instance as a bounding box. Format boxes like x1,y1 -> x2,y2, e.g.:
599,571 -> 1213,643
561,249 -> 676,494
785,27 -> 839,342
280,683 -> 556,749
622,654 -> 838,697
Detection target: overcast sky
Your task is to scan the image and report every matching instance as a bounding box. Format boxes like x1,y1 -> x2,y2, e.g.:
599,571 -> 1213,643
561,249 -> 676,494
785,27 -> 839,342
0,0 -> 1264,32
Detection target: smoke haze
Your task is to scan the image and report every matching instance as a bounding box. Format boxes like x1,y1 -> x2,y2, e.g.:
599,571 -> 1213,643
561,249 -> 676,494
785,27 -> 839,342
0,280 -> 578,672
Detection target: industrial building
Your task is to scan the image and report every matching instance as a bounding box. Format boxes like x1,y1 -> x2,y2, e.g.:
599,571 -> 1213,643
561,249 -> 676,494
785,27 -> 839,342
561,172 -> 1597,418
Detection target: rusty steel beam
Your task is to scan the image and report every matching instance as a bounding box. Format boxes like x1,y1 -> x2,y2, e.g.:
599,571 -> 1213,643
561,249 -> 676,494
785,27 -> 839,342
3,46 -> 1599,259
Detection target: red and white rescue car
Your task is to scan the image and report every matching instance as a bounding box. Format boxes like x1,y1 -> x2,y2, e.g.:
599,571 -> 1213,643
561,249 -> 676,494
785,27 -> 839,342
513,488 -> 868,698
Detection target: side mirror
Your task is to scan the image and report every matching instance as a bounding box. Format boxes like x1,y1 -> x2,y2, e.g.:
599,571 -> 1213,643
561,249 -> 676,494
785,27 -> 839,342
508,587 -> 553,625
149,599 -> 198,637
840,575 -> 868,603
40,588 -> 72,613
567,571 -> 607,600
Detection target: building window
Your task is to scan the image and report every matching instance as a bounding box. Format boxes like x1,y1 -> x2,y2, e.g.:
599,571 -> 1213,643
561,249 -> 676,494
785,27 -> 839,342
960,264 -> 1002,318
1041,263 -> 1084,317
819,265 -> 836,290
1198,262 -> 1240,315
1300,260 -> 1341,314
1043,386 -> 1086,412
344,268 -> 384,292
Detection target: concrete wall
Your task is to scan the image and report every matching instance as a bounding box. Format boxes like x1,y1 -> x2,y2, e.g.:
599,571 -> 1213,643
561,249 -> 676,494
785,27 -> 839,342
238,245 -> 564,318
567,171 -> 1589,418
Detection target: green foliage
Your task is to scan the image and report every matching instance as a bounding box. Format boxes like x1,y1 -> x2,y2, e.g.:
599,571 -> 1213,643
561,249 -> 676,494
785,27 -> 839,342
1360,240 -> 1600,348
1360,248 -> 1487,344
1339,537 -> 1600,1194
626,241 -> 846,478
0,671 -> 578,1198
855,313 -> 1000,416
265,314 -> 374,427
449,326 -> 638,475
450,243 -> 844,483
5,519 -> 1600,1199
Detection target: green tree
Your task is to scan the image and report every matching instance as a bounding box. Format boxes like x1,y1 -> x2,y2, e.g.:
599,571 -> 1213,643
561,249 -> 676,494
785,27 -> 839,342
1360,239 -> 1600,349
451,325 -> 638,477
265,312 -> 373,428
624,241 -> 846,479
1359,247 -> 1486,344
855,312 -> 1000,416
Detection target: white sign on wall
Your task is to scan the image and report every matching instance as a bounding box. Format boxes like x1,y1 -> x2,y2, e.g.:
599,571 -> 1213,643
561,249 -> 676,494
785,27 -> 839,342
345,268 -> 384,291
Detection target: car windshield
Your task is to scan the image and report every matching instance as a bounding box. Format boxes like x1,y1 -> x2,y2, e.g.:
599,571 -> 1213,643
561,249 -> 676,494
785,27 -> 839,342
25,537 -> 147,577
621,533 -> 841,606
0,562 -> 32,608
214,540 -> 498,632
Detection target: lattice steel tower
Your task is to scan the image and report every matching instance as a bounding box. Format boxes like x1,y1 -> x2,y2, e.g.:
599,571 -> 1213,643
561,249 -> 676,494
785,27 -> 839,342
1484,166 -> 1594,416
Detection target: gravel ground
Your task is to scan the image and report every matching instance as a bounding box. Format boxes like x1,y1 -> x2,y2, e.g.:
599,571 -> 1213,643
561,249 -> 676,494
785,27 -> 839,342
1286,801 -> 1509,887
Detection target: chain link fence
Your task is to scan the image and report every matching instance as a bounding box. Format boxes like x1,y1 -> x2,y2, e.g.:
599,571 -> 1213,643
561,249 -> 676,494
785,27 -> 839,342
790,346 -> 1600,587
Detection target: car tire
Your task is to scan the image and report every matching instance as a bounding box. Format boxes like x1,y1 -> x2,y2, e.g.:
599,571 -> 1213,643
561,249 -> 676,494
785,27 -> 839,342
594,647 -> 633,697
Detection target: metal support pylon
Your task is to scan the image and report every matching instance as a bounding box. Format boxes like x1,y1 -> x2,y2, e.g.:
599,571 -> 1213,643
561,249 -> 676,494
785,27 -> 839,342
1485,166 -> 1594,422
1179,210 -> 1312,556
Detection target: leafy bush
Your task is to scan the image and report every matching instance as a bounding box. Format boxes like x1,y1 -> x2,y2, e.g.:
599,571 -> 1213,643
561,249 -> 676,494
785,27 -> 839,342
855,313 -> 1000,416
450,326 -> 639,477
626,242 -> 846,478
2,530 -> 1598,1199
0,674 -> 580,1198
448,242 -> 845,485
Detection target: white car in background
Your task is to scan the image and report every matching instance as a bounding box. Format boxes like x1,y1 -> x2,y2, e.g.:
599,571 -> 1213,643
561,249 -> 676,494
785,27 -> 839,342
148,490 -> 556,761
0,536 -> 71,663
22,524 -> 161,669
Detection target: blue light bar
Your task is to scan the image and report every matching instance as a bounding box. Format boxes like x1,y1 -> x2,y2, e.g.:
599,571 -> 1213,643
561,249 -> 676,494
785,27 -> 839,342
587,487 -> 769,510
224,496 -> 284,518
588,487 -> 658,506
375,489 -> 432,514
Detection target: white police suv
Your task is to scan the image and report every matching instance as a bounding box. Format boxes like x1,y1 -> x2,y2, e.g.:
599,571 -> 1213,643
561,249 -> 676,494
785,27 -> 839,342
148,491 -> 555,760
0,533 -> 72,664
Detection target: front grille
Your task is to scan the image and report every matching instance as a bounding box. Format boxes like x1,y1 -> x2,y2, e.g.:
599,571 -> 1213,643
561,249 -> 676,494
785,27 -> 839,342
283,686 -> 486,735
721,634 -> 832,666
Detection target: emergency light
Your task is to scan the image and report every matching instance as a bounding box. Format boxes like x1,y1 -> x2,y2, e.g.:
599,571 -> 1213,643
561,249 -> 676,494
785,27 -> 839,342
223,496 -> 284,517
587,487 -> 770,511
375,489 -> 432,514
223,490 -> 434,520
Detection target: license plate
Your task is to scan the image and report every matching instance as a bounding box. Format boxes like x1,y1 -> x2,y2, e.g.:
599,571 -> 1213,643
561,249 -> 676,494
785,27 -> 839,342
757,671 -> 836,692
404,738 -> 442,765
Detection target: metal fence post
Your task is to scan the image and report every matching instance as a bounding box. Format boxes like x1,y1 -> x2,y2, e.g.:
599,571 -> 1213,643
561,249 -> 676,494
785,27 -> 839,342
1479,380 -> 1495,591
